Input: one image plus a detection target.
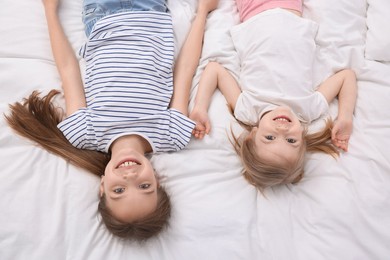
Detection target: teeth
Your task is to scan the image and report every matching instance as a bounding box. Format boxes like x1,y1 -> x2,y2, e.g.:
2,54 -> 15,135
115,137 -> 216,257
119,161 -> 138,168
275,118 -> 289,122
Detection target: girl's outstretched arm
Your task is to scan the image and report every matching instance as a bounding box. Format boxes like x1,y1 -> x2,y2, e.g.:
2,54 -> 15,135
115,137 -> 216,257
190,61 -> 241,139
43,0 -> 86,116
170,0 -> 219,115
317,69 -> 357,151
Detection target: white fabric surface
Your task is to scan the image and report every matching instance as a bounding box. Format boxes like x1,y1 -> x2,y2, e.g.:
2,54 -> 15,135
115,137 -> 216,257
1,0 -> 390,259
365,0 -> 390,61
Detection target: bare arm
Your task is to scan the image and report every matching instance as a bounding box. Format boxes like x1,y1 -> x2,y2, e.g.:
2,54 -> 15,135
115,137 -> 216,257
317,69 -> 357,119
43,0 -> 86,116
190,61 -> 241,139
195,61 -> 241,111
317,69 -> 357,151
169,0 -> 219,115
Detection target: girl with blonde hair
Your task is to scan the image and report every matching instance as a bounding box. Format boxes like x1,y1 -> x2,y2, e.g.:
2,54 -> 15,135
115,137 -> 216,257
190,0 -> 357,191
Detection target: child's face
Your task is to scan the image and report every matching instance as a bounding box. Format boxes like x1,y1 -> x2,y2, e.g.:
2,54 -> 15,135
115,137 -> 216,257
101,149 -> 158,222
254,106 -> 304,164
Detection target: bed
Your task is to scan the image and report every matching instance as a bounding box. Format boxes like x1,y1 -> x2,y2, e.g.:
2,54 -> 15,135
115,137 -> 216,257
1,0 -> 390,259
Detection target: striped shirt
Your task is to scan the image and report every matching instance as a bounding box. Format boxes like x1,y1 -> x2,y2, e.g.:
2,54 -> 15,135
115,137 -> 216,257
58,11 -> 195,153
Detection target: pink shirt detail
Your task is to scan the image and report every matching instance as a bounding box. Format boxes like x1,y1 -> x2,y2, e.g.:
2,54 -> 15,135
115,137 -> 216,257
236,0 -> 302,22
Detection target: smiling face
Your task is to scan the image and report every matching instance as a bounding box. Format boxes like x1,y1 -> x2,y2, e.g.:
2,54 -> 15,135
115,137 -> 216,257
100,149 -> 158,223
254,106 -> 304,166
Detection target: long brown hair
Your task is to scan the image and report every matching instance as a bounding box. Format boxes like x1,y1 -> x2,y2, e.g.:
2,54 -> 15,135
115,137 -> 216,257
4,89 -> 171,241
232,119 -> 339,191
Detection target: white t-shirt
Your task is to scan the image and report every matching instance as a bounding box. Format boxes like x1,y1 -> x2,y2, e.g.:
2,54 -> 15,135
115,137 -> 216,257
231,8 -> 329,125
58,11 -> 195,153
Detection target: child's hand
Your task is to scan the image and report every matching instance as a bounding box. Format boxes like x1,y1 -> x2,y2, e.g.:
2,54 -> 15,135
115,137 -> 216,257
331,117 -> 353,152
197,0 -> 219,14
190,107 -> 211,139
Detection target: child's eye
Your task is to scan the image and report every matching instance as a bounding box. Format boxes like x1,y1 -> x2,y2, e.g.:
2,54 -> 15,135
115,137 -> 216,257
286,138 -> 297,143
265,135 -> 275,140
113,188 -> 125,193
139,184 -> 151,189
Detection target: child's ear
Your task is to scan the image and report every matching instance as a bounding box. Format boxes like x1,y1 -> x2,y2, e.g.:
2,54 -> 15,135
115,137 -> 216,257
99,175 -> 104,197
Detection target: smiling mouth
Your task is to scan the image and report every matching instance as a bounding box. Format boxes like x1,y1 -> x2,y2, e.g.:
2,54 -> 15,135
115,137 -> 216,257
116,160 -> 140,169
273,116 -> 291,122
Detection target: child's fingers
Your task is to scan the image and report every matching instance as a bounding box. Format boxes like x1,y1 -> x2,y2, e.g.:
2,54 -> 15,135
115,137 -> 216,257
331,126 -> 339,141
333,138 -> 349,152
193,131 -> 200,139
193,124 -> 204,133
196,123 -> 205,131
339,143 -> 348,152
205,121 -> 211,134
192,129 -> 206,139
191,121 -> 211,139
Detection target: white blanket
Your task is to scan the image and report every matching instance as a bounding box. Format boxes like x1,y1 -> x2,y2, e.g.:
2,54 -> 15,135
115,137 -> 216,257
1,0 -> 390,259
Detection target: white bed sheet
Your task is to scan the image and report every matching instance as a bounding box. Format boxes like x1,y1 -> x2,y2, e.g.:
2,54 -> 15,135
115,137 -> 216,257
1,0 -> 390,259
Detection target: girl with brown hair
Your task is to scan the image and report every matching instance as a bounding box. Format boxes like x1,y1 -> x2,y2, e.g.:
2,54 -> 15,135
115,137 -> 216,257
5,0 -> 219,241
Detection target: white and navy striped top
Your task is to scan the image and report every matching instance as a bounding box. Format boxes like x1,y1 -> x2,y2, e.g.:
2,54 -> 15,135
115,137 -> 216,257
58,11 -> 195,153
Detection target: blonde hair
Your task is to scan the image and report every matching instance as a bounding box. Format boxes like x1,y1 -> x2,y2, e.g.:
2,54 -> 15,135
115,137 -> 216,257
5,89 -> 171,241
232,119 -> 339,191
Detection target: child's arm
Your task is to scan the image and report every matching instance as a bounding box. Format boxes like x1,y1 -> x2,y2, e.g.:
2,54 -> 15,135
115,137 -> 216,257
317,69 -> 357,151
169,0 -> 219,116
43,0 -> 86,116
190,61 -> 241,139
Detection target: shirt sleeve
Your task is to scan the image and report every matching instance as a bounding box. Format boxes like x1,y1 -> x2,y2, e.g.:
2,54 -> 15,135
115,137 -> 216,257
57,108 -> 91,149
165,109 -> 195,151
306,92 -> 329,122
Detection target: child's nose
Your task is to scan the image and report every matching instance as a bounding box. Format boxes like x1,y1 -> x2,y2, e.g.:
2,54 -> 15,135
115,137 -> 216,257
122,170 -> 137,179
276,124 -> 288,130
